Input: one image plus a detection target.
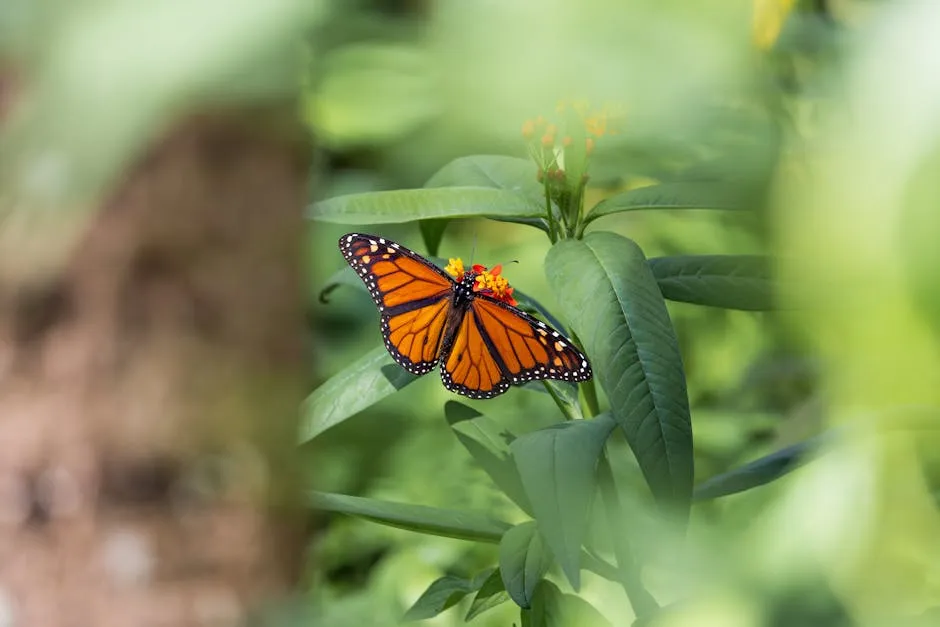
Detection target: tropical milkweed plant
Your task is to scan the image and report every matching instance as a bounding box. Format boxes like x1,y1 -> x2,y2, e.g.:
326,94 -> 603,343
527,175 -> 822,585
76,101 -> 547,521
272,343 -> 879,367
306,101 -> 784,626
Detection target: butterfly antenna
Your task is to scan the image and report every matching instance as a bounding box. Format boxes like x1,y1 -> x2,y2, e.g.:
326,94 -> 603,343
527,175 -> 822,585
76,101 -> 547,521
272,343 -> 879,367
469,231 -> 478,267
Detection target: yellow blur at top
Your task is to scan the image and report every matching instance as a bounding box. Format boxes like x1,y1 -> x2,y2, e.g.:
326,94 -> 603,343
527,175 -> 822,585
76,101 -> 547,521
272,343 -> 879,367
753,0 -> 797,50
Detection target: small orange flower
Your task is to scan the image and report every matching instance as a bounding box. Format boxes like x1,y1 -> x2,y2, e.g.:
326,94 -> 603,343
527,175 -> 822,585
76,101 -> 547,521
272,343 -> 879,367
541,133 -> 554,147
445,258 -> 465,278
521,119 -> 536,139
585,113 -> 607,137
585,137 -> 595,155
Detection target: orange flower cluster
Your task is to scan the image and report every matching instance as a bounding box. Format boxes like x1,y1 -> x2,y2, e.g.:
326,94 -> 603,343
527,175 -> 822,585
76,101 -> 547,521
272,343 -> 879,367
445,258 -> 518,306
472,263 -> 517,306
521,100 -> 620,157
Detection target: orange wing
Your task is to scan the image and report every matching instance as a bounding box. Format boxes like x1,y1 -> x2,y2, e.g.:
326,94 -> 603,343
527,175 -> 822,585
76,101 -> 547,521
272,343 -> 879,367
440,306 -> 510,399
340,233 -> 454,375
441,295 -> 592,398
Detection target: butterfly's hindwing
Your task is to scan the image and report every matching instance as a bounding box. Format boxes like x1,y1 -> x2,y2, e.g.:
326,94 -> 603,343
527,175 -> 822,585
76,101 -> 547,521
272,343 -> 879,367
471,296 -> 592,385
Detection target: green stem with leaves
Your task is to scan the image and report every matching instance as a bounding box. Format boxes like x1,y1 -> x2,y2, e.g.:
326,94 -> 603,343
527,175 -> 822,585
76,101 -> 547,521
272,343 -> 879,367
543,176 -> 559,243
581,376 -> 600,418
597,451 -> 659,618
565,329 -> 656,617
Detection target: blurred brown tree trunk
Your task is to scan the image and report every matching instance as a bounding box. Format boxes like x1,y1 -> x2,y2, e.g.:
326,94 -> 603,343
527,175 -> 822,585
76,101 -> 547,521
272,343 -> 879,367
0,71 -> 309,627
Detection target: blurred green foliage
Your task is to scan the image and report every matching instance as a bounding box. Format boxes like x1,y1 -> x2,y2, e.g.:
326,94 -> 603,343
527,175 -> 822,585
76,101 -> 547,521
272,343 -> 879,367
306,0 -> 940,625
6,0 -> 940,625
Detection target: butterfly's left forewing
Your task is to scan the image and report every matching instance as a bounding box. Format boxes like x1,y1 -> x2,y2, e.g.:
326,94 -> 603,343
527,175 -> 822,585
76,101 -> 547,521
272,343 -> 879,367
340,233 -> 455,375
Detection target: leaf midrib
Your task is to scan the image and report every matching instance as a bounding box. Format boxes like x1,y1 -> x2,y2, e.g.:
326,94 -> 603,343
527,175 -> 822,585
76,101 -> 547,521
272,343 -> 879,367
581,239 -> 679,490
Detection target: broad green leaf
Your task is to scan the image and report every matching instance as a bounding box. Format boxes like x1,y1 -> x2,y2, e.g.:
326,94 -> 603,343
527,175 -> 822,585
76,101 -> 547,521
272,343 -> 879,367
308,187 -> 542,224
648,255 -> 777,311
490,215 -> 551,233
445,402 -> 533,515
510,414 -> 618,589
424,155 -> 548,233
693,435 -> 825,501
403,571 -> 493,621
545,232 -> 693,517
466,568 -> 511,622
419,219 -> 450,257
522,581 -> 613,627
309,491 -> 510,543
585,182 -> 747,224
425,155 -> 542,202
499,521 -> 554,609
301,346 -> 415,442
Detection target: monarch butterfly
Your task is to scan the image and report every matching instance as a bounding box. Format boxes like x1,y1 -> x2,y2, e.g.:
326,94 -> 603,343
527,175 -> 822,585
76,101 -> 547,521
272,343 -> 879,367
339,233 -> 592,399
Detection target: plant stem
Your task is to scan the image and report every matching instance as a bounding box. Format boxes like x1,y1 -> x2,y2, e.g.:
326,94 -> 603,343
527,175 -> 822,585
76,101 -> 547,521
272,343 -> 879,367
568,330 -> 599,418
543,176 -> 559,243
543,381 -> 581,421
597,450 -> 659,619
581,376 -> 600,417
581,549 -> 620,581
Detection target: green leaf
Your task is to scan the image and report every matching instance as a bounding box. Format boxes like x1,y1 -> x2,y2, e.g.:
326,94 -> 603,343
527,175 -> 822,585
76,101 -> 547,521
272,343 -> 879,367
425,155 -> 542,202
585,182 -> 748,224
403,574 -> 479,621
693,435 -> 826,501
300,346 -> 416,442
490,215 -> 551,233
466,568 -> 511,622
648,255 -> 777,311
523,581 -> 613,627
419,219 -> 450,257
309,491 -> 511,543
308,187 -> 542,224
545,232 -> 693,517
499,521 -> 554,609
510,414 -> 618,590
445,402 -> 533,515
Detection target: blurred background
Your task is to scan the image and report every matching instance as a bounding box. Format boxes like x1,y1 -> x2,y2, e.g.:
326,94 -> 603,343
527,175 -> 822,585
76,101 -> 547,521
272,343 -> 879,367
4,0 -> 940,625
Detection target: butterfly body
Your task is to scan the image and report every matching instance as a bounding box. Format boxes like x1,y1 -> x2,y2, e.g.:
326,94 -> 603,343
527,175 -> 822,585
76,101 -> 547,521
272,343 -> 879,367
339,233 -> 591,399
